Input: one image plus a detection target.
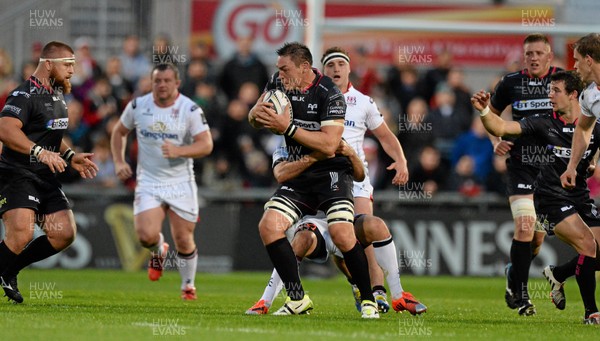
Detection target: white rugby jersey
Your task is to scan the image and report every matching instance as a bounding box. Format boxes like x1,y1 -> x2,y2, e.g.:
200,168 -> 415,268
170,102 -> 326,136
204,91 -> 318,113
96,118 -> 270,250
120,93 -> 209,185
580,82 -> 600,118
342,85 -> 384,167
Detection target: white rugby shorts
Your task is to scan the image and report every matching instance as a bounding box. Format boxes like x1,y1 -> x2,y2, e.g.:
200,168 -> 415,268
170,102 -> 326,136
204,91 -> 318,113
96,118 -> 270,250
133,181 -> 199,222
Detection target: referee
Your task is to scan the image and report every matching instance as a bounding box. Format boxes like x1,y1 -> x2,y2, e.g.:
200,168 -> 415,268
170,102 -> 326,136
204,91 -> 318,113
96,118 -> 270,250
0,41 -> 98,303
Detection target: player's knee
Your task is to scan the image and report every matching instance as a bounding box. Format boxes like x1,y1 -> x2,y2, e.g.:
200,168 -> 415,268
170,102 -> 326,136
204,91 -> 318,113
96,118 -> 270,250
363,215 -> 389,242
137,231 -> 159,248
326,199 -> 354,227
291,230 -> 316,258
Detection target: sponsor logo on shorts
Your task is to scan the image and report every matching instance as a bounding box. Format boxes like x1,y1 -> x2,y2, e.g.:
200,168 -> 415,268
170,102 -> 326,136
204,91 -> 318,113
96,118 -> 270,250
0,196 -> 7,208
281,186 -> 294,192
560,205 -> 573,212
46,117 -> 68,130
517,183 -> 533,190
28,195 -> 40,203
330,172 -> 339,191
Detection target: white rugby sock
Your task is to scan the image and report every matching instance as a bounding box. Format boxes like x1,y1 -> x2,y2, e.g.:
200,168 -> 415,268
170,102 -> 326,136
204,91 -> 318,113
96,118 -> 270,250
373,236 -> 403,299
177,248 -> 198,289
260,269 -> 284,307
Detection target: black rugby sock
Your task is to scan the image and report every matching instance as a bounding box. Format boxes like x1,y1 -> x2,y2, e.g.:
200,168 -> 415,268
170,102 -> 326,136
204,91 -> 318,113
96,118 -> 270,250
553,255 -> 578,283
265,238 -> 304,300
343,242 -> 374,302
510,239 -> 532,301
0,241 -> 17,275
575,255 -> 598,315
3,236 -> 58,277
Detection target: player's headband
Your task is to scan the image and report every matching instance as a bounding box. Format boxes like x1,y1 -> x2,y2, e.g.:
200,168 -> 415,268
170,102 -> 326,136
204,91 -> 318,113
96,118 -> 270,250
39,57 -> 76,64
321,52 -> 350,66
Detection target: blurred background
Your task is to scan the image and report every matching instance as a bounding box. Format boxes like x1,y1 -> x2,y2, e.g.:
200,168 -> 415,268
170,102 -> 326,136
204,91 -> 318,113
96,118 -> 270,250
0,0 -> 598,277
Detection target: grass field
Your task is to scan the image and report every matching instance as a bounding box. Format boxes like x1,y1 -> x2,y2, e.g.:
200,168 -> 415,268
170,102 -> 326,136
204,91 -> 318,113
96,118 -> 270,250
0,269 -> 597,340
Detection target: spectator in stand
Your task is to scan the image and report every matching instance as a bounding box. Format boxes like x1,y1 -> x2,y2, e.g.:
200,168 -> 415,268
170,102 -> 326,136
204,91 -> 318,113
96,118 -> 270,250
71,37 -> 103,101
486,154 -> 509,196
187,40 -> 216,84
239,135 -> 272,188
451,116 -> 494,184
218,35 -> 269,101
151,34 -> 177,65
133,75 -> 152,98
0,48 -> 16,107
446,66 -> 473,116
180,59 -> 209,98
82,76 -> 118,132
350,46 -> 380,96
448,155 -> 483,197
424,82 -> 472,161
89,137 -> 119,188
20,61 -> 37,82
418,49 -> 453,105
119,35 -> 151,86
385,64 -> 420,119
192,81 -> 224,130
105,56 -> 132,109
397,97 -> 433,168
65,99 -> 92,152
409,145 -> 448,195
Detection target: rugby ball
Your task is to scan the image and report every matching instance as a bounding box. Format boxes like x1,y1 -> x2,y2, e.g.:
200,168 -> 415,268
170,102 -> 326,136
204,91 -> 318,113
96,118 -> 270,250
262,89 -> 293,133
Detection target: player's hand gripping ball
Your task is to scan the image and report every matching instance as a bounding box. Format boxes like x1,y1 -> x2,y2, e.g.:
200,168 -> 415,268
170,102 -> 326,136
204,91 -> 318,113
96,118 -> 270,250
262,89 -> 293,134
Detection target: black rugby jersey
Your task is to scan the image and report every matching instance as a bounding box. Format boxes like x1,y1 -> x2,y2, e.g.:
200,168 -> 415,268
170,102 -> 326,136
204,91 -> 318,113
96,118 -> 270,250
266,68 -> 351,177
519,112 -> 600,199
0,76 -> 68,173
491,66 -> 562,163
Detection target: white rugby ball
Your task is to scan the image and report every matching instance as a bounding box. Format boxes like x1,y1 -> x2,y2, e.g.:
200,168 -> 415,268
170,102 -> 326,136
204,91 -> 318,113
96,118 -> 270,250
263,89 -> 291,116
262,89 -> 293,134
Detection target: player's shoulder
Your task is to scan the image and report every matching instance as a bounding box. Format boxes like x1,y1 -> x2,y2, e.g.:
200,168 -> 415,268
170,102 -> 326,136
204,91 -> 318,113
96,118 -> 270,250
176,93 -> 202,113
348,86 -> 375,104
501,70 -> 524,81
315,72 -> 339,94
129,93 -> 153,110
580,82 -> 600,103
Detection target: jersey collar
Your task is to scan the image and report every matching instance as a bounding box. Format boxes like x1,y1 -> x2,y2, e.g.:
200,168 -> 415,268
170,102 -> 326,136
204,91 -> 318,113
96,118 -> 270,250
302,68 -> 323,93
553,111 -> 577,125
343,82 -> 354,94
153,92 -> 180,108
28,76 -> 54,94
522,66 -> 557,79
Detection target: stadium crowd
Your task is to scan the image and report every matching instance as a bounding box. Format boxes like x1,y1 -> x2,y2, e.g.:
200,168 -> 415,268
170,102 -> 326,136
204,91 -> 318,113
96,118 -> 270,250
2,34 -> 596,198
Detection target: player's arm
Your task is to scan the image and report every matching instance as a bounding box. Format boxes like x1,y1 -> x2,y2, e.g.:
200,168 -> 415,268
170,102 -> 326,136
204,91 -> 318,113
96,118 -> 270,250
472,90 -> 522,137
473,84 -> 514,155
110,120 -> 133,181
561,114 -> 596,189
162,130 -> 213,159
336,139 -> 365,182
0,116 -> 67,173
371,122 -> 408,185
273,154 -> 319,183
59,140 -> 98,179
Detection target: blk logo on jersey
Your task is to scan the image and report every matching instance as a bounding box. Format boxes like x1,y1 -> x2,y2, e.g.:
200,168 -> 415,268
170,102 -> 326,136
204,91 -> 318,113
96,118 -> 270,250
46,118 -> 68,130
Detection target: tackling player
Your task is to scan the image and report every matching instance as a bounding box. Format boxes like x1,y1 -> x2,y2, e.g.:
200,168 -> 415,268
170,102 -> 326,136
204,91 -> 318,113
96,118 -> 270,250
474,70 -> 600,324
111,63 -> 213,300
245,139 -> 426,315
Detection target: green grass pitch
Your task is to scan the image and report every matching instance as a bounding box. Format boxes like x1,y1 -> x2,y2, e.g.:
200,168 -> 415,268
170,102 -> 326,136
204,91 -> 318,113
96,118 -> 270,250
0,269 -> 597,340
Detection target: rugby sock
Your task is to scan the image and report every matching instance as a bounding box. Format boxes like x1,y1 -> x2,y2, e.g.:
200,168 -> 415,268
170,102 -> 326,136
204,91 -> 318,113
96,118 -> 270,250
176,248 -> 197,290
372,236 -> 403,299
0,241 -> 17,275
149,233 -> 165,256
260,269 -> 285,307
575,255 -> 598,316
553,255 -> 578,282
343,242 -> 375,302
265,238 -> 304,300
510,239 -> 532,301
3,236 -> 57,278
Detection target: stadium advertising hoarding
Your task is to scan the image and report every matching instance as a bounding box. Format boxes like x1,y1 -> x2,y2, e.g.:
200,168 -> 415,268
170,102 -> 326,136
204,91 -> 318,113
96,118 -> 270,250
5,197 -> 574,277
191,0 -> 554,67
